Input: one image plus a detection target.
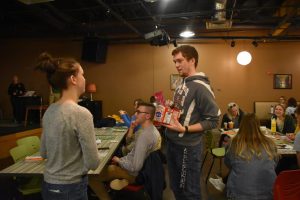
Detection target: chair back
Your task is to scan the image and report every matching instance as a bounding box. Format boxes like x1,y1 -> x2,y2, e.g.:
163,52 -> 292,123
9,145 -> 32,163
273,169 -> 300,200
135,150 -> 165,200
205,130 -> 214,149
16,136 -> 40,154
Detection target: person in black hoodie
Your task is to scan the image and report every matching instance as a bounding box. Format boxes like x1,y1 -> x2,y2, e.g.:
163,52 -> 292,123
164,45 -> 220,200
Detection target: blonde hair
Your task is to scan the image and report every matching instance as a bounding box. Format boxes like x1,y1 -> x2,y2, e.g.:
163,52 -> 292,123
227,102 -> 240,120
229,113 -> 278,161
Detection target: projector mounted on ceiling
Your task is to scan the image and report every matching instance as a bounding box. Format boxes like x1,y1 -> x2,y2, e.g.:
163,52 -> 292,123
144,29 -> 171,46
18,0 -> 54,5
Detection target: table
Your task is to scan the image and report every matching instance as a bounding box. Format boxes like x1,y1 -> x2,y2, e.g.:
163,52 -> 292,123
24,105 -> 48,127
14,96 -> 42,123
221,128 -> 296,155
0,127 -> 127,176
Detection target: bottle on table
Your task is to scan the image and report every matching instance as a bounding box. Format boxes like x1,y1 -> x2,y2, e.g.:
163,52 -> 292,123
271,117 -> 276,134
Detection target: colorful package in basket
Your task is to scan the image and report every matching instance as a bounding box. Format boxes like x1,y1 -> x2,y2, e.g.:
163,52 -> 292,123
154,105 -> 180,125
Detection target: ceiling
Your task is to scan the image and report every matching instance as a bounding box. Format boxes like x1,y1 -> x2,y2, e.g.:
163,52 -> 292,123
1,0 -> 300,44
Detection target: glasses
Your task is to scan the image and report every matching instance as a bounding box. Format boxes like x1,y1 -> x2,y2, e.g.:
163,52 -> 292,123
135,110 -> 149,114
229,104 -> 236,109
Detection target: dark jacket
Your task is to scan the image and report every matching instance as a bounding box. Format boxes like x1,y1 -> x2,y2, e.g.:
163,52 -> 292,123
135,150 -> 165,200
221,109 -> 244,129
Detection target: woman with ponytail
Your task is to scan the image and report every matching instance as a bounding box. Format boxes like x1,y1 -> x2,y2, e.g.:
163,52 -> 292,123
36,53 -> 100,200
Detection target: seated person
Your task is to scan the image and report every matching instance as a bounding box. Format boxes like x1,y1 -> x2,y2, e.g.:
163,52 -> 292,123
221,102 -> 244,129
270,104 -> 295,134
294,127 -> 300,168
119,98 -> 143,128
211,113 -> 279,199
119,98 -> 143,155
89,102 -> 161,199
285,97 -> 297,116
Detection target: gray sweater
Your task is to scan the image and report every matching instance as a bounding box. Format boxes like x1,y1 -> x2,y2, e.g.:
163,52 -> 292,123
119,124 -> 161,176
40,102 -> 100,184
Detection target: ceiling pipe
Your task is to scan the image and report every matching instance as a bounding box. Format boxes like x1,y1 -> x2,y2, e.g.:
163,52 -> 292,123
94,0 -> 144,37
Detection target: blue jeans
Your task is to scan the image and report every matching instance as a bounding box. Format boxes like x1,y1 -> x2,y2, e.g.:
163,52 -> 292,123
166,140 -> 202,200
42,175 -> 88,200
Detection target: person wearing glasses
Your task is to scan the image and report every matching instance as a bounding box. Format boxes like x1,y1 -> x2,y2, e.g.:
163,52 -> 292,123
221,102 -> 244,129
89,102 -> 161,199
164,45 -> 220,200
119,98 -> 143,155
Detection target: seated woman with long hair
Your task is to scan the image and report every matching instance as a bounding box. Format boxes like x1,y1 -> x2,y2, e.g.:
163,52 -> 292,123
225,113 -> 279,200
271,104 -> 295,134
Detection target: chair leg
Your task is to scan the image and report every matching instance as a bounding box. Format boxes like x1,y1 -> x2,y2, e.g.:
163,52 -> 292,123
24,108 -> 29,127
206,157 -> 215,184
200,151 -> 208,172
219,158 -> 223,175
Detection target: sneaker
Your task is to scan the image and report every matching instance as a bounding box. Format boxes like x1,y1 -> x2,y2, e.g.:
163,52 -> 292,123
209,177 -> 225,192
110,179 -> 129,190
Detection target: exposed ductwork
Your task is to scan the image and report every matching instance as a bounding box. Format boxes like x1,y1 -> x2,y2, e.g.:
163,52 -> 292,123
206,0 -> 232,30
213,0 -> 227,22
18,0 -> 54,5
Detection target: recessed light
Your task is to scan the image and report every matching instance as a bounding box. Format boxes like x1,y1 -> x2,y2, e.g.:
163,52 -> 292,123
179,31 -> 195,38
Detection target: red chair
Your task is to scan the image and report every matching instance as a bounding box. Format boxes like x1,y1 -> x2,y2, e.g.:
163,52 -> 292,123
273,169 -> 300,200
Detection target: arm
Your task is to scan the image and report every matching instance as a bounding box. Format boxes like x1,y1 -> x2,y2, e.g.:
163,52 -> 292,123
77,108 -> 101,170
283,115 -> 296,134
120,112 -> 131,128
221,114 -> 228,128
118,132 -> 150,173
40,131 -> 47,159
126,120 -> 138,144
297,152 -> 300,168
164,85 -> 220,133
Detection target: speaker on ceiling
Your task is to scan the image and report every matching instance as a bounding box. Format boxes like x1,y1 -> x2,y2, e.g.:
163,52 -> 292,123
81,37 -> 108,63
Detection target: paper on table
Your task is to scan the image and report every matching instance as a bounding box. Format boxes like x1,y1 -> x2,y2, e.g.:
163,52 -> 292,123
25,156 -> 43,161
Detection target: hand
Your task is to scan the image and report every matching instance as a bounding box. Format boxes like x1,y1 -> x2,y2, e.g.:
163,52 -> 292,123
111,156 -> 120,164
119,110 -> 127,115
129,120 -> 138,129
286,133 -> 295,140
163,116 -> 185,133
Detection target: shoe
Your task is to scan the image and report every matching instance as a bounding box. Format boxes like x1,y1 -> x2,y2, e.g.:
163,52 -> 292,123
209,177 -> 225,192
110,179 -> 129,190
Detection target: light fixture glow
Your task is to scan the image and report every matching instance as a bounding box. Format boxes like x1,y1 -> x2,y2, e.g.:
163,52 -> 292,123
237,51 -> 252,66
179,31 -> 195,38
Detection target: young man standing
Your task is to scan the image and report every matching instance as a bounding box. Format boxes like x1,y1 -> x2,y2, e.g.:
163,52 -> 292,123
164,45 -> 220,199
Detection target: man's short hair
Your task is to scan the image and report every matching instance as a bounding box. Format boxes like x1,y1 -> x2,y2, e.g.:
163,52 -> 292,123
138,102 -> 156,120
171,45 -> 198,68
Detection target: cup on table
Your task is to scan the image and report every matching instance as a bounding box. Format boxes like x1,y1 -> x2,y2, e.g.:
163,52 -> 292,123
228,121 -> 234,129
224,122 -> 228,130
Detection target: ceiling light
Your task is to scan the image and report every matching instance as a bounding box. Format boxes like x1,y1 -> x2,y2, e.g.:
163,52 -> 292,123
237,51 -> 252,66
179,31 -> 195,38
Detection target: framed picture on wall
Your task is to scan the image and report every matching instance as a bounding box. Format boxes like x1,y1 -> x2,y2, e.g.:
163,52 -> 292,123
273,74 -> 292,89
170,74 -> 182,90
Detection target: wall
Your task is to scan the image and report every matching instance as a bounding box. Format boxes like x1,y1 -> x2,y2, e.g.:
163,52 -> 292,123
1,38 -> 300,119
